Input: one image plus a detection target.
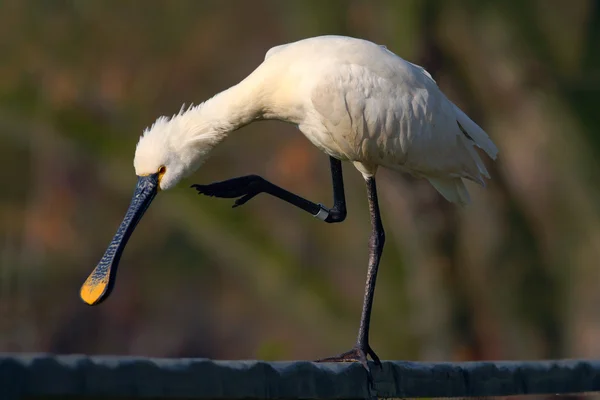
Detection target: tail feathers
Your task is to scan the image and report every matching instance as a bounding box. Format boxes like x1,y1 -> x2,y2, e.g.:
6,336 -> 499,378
453,103 -> 498,160
460,137 -> 490,183
428,177 -> 471,206
423,102 -> 496,205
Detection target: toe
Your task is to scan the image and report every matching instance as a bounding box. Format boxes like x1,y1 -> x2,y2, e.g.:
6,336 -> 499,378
191,184 -> 210,194
367,347 -> 381,366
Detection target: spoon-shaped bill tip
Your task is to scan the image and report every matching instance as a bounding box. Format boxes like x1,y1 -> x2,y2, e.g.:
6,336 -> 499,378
80,268 -> 110,305
80,174 -> 159,306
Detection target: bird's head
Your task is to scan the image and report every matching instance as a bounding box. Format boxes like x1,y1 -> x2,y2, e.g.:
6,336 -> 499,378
133,112 -> 220,190
79,73 -> 261,306
79,107 -> 224,306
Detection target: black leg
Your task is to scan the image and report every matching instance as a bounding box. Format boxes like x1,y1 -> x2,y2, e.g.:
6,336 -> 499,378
316,177 -> 384,378
359,176 -> 384,363
191,156 -> 346,223
193,160 -> 385,381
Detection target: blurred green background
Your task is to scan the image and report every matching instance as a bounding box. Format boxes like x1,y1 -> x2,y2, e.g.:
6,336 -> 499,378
1,0 -> 599,364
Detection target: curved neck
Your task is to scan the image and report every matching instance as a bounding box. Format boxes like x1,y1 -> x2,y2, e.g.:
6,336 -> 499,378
142,64 -> 278,170
193,79 -> 265,136
149,71 -> 272,175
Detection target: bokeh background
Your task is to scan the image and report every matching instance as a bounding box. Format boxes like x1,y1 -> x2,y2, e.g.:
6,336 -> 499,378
1,0 -> 599,364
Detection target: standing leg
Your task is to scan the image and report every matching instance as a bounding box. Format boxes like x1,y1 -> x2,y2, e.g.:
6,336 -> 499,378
317,176 -> 385,372
193,160 -> 386,376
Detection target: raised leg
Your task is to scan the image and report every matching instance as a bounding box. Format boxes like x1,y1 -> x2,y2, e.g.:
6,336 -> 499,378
316,176 -> 385,376
191,156 -> 347,223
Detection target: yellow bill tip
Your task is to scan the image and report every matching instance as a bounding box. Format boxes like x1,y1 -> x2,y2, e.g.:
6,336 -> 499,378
80,274 -> 109,305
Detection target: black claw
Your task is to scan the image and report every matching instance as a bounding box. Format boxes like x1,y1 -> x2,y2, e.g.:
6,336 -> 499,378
314,344 -> 380,386
233,193 -> 257,207
191,184 -> 213,196
367,346 -> 381,366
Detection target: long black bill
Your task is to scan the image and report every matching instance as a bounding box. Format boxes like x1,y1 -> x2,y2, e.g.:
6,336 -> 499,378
80,174 -> 159,305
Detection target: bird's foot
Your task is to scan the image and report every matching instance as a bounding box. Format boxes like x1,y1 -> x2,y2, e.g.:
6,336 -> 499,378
191,175 -> 265,208
315,344 -> 381,384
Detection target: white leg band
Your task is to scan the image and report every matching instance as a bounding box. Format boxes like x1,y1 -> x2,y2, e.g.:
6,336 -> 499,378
313,204 -> 330,221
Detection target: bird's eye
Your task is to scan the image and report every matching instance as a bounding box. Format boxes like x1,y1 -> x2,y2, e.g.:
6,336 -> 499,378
157,166 -> 166,184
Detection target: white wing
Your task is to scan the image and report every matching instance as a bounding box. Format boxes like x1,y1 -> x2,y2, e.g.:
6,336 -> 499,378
308,47 -> 497,203
263,35 -> 498,204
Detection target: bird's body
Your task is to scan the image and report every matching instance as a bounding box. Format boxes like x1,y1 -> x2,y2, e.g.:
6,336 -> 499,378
268,36 -> 497,186
82,35 -> 498,379
137,35 -> 496,203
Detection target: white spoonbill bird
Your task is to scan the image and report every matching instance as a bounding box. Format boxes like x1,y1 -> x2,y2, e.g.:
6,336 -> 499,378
81,35 -> 498,371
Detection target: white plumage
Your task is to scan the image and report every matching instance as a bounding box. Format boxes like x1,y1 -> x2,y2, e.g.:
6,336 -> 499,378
135,35 -> 498,203
83,36 -> 499,370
